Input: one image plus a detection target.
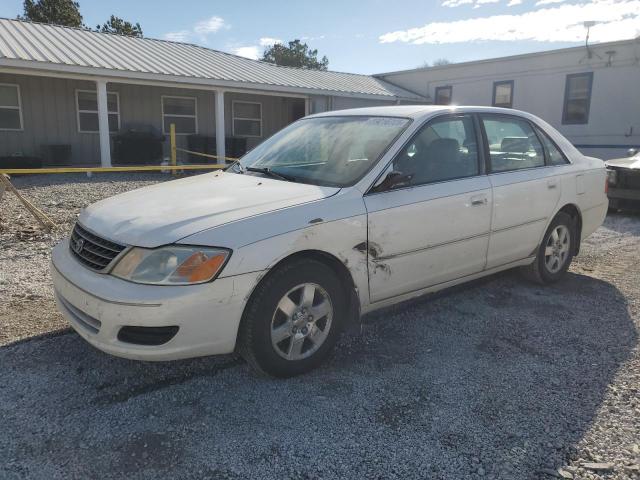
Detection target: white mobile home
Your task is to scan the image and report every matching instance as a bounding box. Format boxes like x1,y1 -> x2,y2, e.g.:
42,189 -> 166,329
376,39 -> 640,160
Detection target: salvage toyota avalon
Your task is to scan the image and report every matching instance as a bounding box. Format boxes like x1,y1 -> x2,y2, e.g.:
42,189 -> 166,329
51,106 -> 608,377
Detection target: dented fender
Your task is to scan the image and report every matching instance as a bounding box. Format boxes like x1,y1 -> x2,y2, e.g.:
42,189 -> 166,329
180,188 -> 372,309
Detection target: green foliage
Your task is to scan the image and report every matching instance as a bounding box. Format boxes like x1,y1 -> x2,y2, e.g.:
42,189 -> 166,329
433,58 -> 452,66
18,0 -> 83,27
96,15 -> 143,37
418,58 -> 452,68
261,40 -> 329,71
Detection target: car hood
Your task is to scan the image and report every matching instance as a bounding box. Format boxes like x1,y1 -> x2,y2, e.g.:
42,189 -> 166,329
79,172 -> 339,248
605,156 -> 640,170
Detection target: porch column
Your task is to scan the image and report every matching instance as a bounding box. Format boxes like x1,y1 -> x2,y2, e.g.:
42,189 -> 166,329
96,79 -> 112,167
304,97 -> 310,116
215,90 -> 226,162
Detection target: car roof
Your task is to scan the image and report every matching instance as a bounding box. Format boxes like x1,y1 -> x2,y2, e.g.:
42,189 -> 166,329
307,105 -> 534,120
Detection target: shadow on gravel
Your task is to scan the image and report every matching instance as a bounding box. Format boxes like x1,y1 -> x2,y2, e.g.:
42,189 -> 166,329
0,270 -> 636,479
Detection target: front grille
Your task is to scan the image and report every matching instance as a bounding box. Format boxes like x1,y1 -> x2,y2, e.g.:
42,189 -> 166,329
69,223 -> 126,271
620,170 -> 640,189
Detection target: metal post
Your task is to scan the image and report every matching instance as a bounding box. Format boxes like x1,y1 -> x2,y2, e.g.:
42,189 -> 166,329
96,79 -> 112,167
215,90 -> 226,162
170,123 -> 177,175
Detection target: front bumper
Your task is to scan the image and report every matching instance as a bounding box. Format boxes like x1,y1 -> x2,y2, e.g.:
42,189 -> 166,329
608,187 -> 640,202
51,239 -> 262,361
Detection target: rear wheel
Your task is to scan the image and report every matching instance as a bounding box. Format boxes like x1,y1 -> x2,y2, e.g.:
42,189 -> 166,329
237,258 -> 347,377
522,212 -> 575,284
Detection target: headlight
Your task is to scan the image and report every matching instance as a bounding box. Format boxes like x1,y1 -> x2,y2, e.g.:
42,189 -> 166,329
606,169 -> 617,186
111,246 -> 230,285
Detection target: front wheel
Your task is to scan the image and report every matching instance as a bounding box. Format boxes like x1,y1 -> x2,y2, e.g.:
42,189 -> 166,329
237,258 -> 347,377
522,212 -> 575,284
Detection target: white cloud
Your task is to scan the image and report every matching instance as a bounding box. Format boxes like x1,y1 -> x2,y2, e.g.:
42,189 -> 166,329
476,0 -> 500,3
163,30 -> 191,42
535,0 -> 566,4
162,15 -> 227,44
442,0 -> 473,6
507,0 -> 523,6
380,0 -> 640,44
194,16 -> 226,36
233,46 -> 261,60
259,37 -> 282,47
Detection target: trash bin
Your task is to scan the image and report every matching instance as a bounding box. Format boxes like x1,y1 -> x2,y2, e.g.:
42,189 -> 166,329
0,155 -> 42,169
113,128 -> 164,165
42,144 -> 71,166
187,135 -> 216,163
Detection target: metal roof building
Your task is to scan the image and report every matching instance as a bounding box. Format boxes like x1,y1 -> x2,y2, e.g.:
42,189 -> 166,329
0,18 -> 422,101
0,18 -> 425,167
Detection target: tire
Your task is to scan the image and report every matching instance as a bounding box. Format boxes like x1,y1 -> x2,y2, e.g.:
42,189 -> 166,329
237,258 -> 347,378
522,212 -> 575,285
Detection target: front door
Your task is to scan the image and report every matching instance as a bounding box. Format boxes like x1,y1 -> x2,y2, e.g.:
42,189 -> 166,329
364,114 -> 492,302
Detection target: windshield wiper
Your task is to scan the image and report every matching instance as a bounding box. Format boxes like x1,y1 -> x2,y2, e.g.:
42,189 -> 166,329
224,160 -> 245,173
245,166 -> 297,182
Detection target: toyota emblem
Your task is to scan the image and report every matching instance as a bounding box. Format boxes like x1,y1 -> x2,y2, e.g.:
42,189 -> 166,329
73,237 -> 85,254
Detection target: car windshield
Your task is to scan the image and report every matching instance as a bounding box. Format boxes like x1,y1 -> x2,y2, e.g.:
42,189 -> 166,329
233,116 -> 411,187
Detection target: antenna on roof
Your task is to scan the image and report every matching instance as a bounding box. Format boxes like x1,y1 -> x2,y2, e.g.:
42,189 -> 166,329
580,21 -> 602,63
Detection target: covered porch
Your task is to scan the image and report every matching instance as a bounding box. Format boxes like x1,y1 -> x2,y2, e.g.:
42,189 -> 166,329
0,70 -> 309,168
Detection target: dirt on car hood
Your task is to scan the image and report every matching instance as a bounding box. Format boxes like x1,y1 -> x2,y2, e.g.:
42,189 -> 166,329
78,171 -> 339,247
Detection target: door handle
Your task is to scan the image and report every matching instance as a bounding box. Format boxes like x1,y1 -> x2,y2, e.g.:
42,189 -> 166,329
470,195 -> 488,206
547,180 -> 558,189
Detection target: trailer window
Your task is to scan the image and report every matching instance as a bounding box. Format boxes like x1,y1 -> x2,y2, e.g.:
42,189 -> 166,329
562,73 -> 593,125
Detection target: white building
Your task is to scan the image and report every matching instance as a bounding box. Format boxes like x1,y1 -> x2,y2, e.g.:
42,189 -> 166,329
376,38 -> 640,160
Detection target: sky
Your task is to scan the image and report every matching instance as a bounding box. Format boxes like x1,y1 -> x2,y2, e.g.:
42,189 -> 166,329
1,0 -> 639,74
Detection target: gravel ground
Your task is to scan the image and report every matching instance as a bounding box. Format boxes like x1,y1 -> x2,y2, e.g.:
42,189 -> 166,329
0,174 -> 639,479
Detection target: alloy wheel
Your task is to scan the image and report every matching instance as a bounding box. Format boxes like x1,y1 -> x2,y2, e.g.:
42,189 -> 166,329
270,283 -> 333,361
544,225 -> 571,274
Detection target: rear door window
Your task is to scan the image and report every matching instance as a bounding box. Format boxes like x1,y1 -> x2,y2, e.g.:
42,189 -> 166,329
482,116 -> 545,173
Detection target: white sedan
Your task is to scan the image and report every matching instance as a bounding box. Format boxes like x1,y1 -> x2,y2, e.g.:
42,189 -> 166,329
51,106 -> 608,377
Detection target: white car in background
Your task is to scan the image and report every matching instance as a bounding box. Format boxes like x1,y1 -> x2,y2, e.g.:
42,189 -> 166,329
51,106 -> 608,377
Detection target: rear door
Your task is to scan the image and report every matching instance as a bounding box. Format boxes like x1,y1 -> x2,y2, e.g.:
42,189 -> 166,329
481,114 -> 562,268
364,114 -> 492,302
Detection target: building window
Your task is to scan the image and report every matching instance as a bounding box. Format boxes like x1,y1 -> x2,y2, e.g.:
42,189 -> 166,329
233,101 -> 262,137
0,84 -> 23,131
492,80 -> 514,108
434,86 -> 452,105
562,72 -> 593,125
76,90 -> 120,133
162,96 -> 197,135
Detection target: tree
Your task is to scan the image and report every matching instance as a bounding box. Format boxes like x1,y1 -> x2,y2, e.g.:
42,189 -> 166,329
433,58 -> 452,66
261,40 -> 328,71
418,58 -> 452,68
18,0 -> 83,27
96,15 -> 143,37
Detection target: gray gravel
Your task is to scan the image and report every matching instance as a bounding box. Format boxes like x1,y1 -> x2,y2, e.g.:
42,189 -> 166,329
1,174 -> 639,479
0,173 -> 171,343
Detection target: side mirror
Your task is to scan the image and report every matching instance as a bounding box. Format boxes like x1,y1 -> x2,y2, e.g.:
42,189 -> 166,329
628,148 -> 638,158
372,170 -> 413,193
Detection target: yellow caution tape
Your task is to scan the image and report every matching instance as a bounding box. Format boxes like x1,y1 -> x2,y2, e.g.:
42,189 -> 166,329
0,164 -> 230,175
